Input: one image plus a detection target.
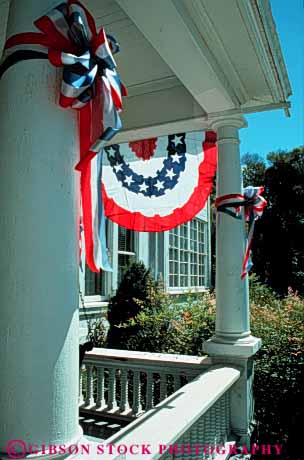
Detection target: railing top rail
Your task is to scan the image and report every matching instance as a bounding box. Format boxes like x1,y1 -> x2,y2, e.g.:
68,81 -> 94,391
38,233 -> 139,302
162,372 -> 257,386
84,347 -> 211,369
94,365 -> 241,460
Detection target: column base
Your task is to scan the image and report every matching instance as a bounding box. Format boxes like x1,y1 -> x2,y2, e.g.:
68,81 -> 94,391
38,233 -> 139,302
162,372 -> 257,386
203,335 -> 262,358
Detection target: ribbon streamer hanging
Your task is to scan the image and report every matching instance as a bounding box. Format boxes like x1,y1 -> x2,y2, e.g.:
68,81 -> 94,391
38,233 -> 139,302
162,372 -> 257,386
215,186 -> 267,279
0,0 -> 127,273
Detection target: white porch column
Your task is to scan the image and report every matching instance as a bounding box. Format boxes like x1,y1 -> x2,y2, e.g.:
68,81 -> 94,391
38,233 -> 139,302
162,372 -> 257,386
203,117 -> 261,357
0,0 -> 81,455
203,117 -> 262,445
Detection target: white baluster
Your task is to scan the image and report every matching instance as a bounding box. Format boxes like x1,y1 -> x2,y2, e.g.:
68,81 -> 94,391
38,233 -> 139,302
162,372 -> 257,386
225,391 -> 231,437
196,416 -> 206,459
79,365 -> 85,406
132,370 -> 142,416
180,430 -> 191,460
214,398 -> 221,446
85,364 -> 94,407
107,367 -> 118,411
96,366 -> 106,410
204,409 -> 213,460
159,372 -> 167,401
173,373 -> 181,392
146,371 -> 154,410
220,393 -> 227,442
210,405 -> 217,458
120,368 -> 130,413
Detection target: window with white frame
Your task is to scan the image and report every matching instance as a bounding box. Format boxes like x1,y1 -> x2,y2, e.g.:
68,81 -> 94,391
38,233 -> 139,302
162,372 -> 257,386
117,226 -> 136,284
169,218 -> 207,290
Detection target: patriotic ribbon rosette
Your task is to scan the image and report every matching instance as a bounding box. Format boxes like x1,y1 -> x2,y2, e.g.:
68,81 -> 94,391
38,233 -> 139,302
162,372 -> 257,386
0,0 -> 127,272
215,186 -> 267,279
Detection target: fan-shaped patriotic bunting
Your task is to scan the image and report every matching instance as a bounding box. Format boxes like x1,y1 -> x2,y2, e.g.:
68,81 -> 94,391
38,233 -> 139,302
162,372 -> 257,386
102,131 -> 217,232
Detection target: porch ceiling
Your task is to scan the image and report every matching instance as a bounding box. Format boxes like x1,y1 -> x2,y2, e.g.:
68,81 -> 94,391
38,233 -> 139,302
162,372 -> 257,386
0,0 -> 292,142
85,0 -> 291,142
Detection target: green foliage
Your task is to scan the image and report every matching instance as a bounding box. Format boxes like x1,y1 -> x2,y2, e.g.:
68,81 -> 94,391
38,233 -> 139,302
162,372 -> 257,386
106,261 -> 163,348
250,280 -> 304,457
241,147 -> 304,295
241,153 -> 267,187
248,273 -> 280,308
87,318 -> 107,347
122,291 -> 216,355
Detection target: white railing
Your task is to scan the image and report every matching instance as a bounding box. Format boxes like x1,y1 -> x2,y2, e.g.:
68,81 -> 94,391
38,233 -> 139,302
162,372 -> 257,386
80,348 -> 211,418
95,366 -> 241,460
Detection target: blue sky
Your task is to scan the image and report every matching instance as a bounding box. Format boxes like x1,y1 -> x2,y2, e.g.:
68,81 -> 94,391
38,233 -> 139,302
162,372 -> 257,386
240,0 -> 304,159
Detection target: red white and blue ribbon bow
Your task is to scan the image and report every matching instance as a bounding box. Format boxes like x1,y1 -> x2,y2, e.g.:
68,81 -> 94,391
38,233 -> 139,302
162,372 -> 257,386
215,186 -> 267,279
0,1 -> 127,272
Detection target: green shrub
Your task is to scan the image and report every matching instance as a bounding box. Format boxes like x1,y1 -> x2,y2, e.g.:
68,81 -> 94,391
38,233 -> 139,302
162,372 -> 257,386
250,284 -> 304,457
122,291 -> 216,355
87,318 -> 107,347
106,261 -> 164,349
248,273 -> 281,308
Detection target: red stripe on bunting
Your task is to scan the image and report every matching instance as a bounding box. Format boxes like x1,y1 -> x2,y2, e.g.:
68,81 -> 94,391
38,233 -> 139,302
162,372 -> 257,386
74,77 -> 104,171
215,193 -> 244,206
4,33 -> 51,49
92,28 -> 106,56
91,77 -> 103,142
81,162 -> 99,272
34,16 -> 73,52
75,151 -> 97,172
78,77 -> 105,272
102,134 -> 218,232
59,94 -> 76,108
120,82 -> 128,97
241,238 -> 254,280
111,86 -> 122,111
48,49 -> 63,66
79,102 -> 99,272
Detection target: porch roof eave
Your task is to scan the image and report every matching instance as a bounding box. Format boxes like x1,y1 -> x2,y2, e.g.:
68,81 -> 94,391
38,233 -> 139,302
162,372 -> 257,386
96,0 -> 292,143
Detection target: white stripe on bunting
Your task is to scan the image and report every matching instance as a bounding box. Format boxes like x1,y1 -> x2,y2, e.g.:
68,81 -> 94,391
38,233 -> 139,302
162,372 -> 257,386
90,153 -> 101,269
46,7 -> 70,40
61,79 -> 90,98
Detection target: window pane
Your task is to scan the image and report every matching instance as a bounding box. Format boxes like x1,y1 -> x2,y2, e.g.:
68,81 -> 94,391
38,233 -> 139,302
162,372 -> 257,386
85,264 -> 105,296
118,227 -> 135,252
117,226 -> 136,284
169,218 -> 207,289
118,253 -> 135,284
191,275 -> 197,286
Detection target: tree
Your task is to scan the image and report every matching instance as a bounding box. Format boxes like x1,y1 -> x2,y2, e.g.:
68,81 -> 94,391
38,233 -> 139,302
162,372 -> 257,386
241,147 -> 304,295
241,153 -> 267,187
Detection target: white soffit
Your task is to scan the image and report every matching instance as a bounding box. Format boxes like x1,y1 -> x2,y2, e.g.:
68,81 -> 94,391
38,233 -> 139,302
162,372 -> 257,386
84,0 -> 210,139
115,0 -> 291,115
115,0 -> 236,113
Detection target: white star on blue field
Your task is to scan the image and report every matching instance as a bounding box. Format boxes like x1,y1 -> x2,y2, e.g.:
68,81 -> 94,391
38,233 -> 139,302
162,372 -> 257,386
105,134 -> 188,197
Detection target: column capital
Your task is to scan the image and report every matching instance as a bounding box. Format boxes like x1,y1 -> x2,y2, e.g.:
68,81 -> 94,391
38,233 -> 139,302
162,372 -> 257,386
209,115 -> 247,131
